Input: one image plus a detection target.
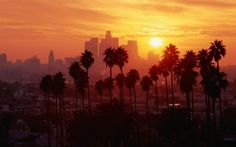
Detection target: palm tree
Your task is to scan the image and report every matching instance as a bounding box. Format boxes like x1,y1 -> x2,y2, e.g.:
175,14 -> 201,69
115,73 -> 125,102
103,48 -> 116,101
174,51 -> 198,120
126,69 -> 140,114
95,80 -> 105,103
209,39 -> 226,129
69,61 -> 81,112
80,50 -> 94,112
140,76 -> 153,115
40,75 -> 52,147
77,68 -> 88,111
52,72 -> 66,147
159,59 -> 170,108
198,49 -> 211,121
104,77 -> 114,103
149,65 -> 160,114
162,44 -> 179,108
125,74 -> 133,113
115,47 -> 128,74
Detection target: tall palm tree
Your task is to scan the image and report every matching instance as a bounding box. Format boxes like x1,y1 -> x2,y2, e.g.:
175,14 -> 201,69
162,44 -> 179,108
115,73 -> 125,102
103,48 -> 116,101
159,59 -> 170,108
149,65 -> 160,114
125,74 -> 133,113
198,49 -> 211,121
52,72 -> 66,147
126,69 -> 140,114
140,76 -> 153,115
69,61 -> 81,112
95,80 -> 105,104
77,68 -> 88,111
115,47 -> 128,74
104,77 -> 114,103
80,50 -> 94,112
40,75 -> 52,147
209,39 -> 226,129
174,51 -> 198,120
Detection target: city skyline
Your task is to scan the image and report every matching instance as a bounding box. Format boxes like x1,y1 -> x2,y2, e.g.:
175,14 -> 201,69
1,0 -> 236,65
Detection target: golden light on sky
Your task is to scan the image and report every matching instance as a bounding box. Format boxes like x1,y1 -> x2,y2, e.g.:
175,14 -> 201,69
0,0 -> 236,65
150,37 -> 163,47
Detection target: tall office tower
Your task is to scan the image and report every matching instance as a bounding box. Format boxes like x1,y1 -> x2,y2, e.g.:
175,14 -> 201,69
48,50 -> 55,66
99,31 -> 119,57
0,53 -> 7,64
148,51 -> 159,66
84,37 -> 99,60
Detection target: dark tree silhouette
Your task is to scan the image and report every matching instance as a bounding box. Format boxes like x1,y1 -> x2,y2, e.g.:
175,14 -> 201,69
103,48 -> 116,101
40,74 -> 52,147
174,50 -> 198,120
52,72 -> 66,147
115,73 -> 125,102
140,76 -> 153,115
77,68 -> 88,112
126,69 -> 140,114
149,65 -> 160,114
115,47 -> 128,74
162,44 -> 179,108
69,61 -> 81,112
80,50 -> 94,112
104,77 -> 114,103
95,80 -> 105,103
159,60 -> 170,108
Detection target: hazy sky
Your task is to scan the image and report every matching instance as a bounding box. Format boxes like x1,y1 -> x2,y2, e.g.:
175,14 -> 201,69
0,0 -> 236,65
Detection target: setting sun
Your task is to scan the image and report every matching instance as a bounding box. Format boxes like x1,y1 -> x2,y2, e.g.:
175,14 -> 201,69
150,37 -> 163,47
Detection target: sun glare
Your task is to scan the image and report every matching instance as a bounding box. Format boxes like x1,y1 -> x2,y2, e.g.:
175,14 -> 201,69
150,37 -> 163,47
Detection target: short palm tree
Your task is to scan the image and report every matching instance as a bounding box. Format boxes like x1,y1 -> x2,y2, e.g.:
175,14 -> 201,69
140,76 -> 153,115
95,80 -> 105,104
149,65 -> 160,114
126,69 -> 140,114
80,50 -> 94,112
104,77 -> 114,103
77,68 -> 88,111
69,61 -> 81,112
40,74 -> 52,147
115,73 -> 125,102
162,44 -> 179,108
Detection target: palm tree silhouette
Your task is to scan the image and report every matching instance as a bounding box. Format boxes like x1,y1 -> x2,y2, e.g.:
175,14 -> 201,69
52,72 -> 66,147
198,49 -> 211,122
140,76 -> 153,115
95,80 -> 105,103
174,51 -> 198,120
80,50 -> 94,112
104,77 -> 114,103
126,69 -> 140,114
77,68 -> 88,111
162,44 -> 179,108
69,61 -> 81,112
40,74 -> 52,147
209,39 -> 226,129
149,65 -> 160,114
115,73 -> 125,102
103,48 -> 116,101
115,47 -> 128,74
159,59 -> 170,108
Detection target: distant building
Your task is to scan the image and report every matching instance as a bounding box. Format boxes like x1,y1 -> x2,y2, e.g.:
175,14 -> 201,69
99,31 -> 119,57
48,50 -> 55,66
0,53 -> 7,64
64,56 -> 80,67
85,37 -> 99,58
121,40 -> 139,61
148,51 -> 159,66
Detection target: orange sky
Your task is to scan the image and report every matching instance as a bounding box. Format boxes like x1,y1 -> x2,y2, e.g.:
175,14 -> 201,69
0,0 -> 236,65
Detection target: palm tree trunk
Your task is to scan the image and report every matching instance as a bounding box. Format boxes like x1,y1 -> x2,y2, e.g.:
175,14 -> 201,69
100,93 -> 103,104
75,86 -> 78,112
170,68 -> 174,108
154,81 -> 159,115
213,98 -> 216,133
186,92 -> 190,120
87,69 -> 91,112
134,86 -> 137,114
109,67 -> 112,103
146,91 -> 149,115
191,89 -> 194,121
47,93 -> 51,147
59,95 -> 64,147
55,94 -> 59,147
165,76 -> 169,108
121,67 -> 124,103
129,88 -> 132,113
82,93 -> 85,112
